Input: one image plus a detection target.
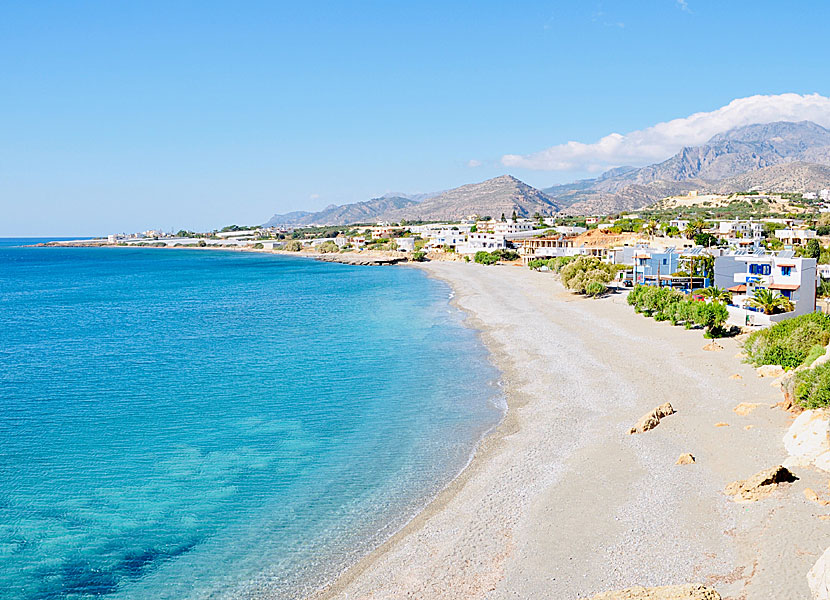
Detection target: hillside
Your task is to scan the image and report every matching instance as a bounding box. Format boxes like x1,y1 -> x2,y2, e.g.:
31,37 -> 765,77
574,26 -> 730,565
382,175 -> 558,222
547,121 -> 830,215
266,175 -> 558,226
266,195 -> 419,227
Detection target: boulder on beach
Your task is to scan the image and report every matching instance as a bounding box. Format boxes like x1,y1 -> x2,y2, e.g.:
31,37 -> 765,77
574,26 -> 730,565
733,402 -> 760,416
702,341 -> 723,352
676,453 -> 695,465
784,410 -> 830,472
578,584 -> 721,600
724,465 -> 798,502
757,365 -> 785,378
808,546 -> 830,600
628,403 -> 675,434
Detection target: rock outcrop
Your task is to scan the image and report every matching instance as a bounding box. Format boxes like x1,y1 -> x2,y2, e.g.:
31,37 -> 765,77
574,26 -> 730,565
628,403 -> 675,434
783,410 -> 830,471
724,465 -> 798,502
809,546 -> 830,600
578,584 -> 721,599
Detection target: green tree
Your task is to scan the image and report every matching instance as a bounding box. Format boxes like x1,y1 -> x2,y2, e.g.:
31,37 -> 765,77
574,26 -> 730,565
805,238 -> 821,259
511,210 -> 518,222
695,286 -> 732,303
748,289 -> 792,315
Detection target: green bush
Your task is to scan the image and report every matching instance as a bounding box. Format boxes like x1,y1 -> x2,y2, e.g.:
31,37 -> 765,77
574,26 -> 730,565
253,242 -> 264,249
792,361 -> 830,408
317,241 -> 339,253
743,312 -> 830,368
411,250 -> 427,262
474,251 -> 499,265
284,240 -> 303,252
585,281 -> 607,297
560,256 -> 617,295
804,344 -> 827,367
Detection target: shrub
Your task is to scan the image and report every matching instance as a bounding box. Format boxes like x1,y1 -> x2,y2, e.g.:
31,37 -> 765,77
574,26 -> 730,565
560,256 -> 617,295
474,251 -> 499,265
804,344 -> 827,367
253,243 -> 264,249
198,239 -> 207,247
792,362 -> 830,408
743,312 -> 830,368
585,281 -> 607,297
411,250 -> 427,262
317,241 -> 339,253
284,240 -> 303,252
694,301 -> 729,336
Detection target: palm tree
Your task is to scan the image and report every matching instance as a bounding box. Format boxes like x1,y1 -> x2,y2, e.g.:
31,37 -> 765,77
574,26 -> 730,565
642,220 -> 658,238
748,289 -> 793,315
696,286 -> 732,303
683,223 -> 697,240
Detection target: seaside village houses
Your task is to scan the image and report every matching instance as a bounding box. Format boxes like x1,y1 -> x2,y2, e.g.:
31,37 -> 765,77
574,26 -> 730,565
516,223 -> 821,328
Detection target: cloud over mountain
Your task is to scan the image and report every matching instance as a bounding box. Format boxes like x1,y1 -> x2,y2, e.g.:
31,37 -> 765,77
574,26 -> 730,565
502,93 -> 830,172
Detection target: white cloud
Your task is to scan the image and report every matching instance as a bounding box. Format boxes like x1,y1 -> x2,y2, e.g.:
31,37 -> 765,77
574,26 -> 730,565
502,93 -> 830,172
467,159 -> 482,167
676,0 -> 691,13
309,193 -> 320,199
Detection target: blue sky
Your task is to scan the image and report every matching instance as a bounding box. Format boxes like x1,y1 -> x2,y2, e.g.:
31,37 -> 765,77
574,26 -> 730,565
3,0 -> 830,236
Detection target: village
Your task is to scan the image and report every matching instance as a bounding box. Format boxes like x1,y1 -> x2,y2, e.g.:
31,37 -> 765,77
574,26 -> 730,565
84,189 -> 830,331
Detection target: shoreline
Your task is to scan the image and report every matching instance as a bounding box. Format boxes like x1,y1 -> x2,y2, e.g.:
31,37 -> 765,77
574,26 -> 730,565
305,261 -> 827,599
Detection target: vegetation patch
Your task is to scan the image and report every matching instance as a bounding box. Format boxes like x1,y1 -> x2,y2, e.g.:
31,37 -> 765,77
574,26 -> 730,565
743,312 -> 830,369
560,256 -> 619,297
792,361 -> 830,409
627,285 -> 729,336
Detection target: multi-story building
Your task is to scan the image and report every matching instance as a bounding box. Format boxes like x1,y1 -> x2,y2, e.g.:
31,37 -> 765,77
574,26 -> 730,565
775,228 -> 817,247
715,250 -> 817,324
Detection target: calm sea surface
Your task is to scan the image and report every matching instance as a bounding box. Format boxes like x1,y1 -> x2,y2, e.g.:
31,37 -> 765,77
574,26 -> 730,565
0,240 -> 502,599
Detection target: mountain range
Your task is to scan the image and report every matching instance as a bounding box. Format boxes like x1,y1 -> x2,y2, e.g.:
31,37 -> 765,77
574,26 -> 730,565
267,121 -> 830,225
266,175 -> 559,226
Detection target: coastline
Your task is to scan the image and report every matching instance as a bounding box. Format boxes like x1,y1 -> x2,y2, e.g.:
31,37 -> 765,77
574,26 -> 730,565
306,261 -> 829,599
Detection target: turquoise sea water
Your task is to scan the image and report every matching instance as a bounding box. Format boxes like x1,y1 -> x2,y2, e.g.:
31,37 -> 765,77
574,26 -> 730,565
0,241 -> 502,600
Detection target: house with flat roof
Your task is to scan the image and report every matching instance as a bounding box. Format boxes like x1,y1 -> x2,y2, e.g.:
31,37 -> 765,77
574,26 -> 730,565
775,228 -> 817,248
714,250 -> 817,325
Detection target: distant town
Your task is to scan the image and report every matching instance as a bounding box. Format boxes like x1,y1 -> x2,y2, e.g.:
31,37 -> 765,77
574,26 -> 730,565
47,188 -> 830,329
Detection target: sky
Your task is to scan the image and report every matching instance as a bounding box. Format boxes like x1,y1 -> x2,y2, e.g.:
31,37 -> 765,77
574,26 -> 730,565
3,0 -> 830,236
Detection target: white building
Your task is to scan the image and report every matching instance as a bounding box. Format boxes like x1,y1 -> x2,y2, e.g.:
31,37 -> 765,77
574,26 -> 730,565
394,237 -> 415,252
425,230 -> 467,251
775,228 -> 817,247
714,251 -> 817,325
459,232 -> 507,253
491,221 -> 535,235
669,219 -> 689,231
553,226 -> 587,236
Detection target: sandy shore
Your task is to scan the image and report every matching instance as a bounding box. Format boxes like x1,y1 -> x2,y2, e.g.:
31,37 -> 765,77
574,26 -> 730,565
309,261 -> 830,599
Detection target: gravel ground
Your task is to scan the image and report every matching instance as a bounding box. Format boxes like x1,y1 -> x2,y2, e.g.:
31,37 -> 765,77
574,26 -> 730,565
306,262 -> 829,600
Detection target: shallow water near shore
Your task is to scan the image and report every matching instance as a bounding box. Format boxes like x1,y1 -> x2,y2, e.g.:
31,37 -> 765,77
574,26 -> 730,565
0,240 -> 502,599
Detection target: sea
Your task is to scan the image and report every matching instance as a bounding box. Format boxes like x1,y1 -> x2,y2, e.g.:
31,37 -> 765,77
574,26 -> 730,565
0,240 -> 503,600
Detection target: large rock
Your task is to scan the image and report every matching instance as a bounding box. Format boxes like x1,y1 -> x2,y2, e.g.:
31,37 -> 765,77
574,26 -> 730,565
757,365 -> 785,378
724,465 -> 798,502
808,546 -> 830,600
629,403 -> 675,434
578,584 -> 721,599
783,410 -> 830,471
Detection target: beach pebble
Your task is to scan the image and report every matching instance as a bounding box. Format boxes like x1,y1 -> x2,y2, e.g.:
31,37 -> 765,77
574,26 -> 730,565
715,422 -> 730,427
